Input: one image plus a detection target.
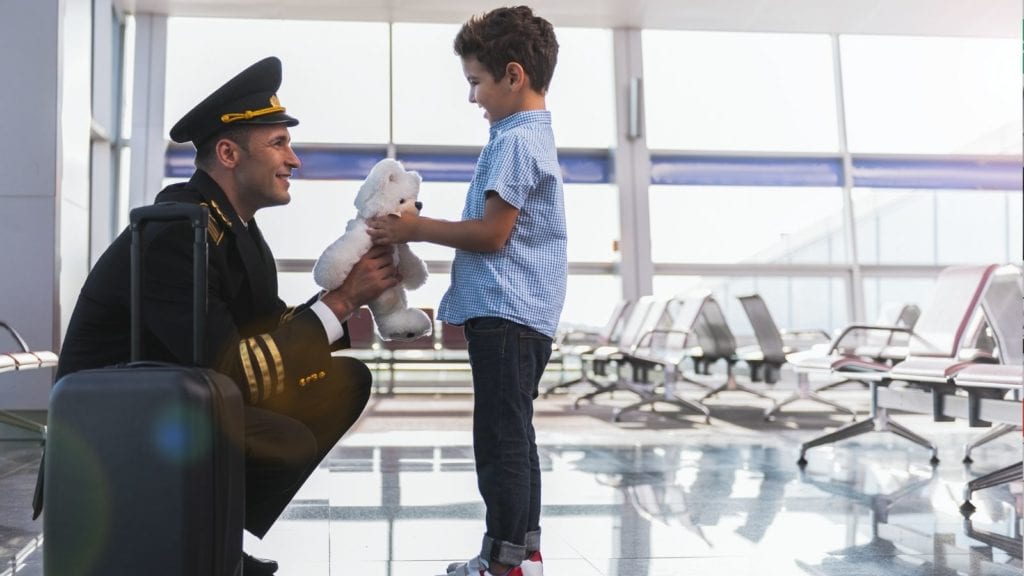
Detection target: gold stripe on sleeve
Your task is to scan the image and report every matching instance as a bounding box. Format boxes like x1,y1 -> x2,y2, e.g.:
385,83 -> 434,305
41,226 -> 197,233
238,339 -> 259,402
260,334 -> 286,395
249,337 -> 272,402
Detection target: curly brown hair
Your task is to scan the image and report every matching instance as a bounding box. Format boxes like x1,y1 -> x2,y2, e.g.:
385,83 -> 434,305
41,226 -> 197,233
453,6 -> 559,94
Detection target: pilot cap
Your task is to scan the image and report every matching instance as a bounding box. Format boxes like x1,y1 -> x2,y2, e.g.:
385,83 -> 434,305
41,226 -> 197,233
169,56 -> 299,146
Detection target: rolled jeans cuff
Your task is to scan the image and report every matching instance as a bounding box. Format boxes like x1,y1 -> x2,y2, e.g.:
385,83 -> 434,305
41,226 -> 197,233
525,528 -> 541,552
481,534 -> 527,566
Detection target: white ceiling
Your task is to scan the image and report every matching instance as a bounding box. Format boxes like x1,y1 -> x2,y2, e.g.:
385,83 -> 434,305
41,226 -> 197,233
118,0 -> 1019,38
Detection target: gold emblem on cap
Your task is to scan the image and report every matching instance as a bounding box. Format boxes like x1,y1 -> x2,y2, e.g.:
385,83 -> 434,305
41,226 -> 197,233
220,94 -> 286,124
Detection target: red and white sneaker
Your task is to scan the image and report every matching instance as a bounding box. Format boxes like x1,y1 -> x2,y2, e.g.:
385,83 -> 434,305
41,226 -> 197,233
444,556 -> 524,576
520,551 -> 544,576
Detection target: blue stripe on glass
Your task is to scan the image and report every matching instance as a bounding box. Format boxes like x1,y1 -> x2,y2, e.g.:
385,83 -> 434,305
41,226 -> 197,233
165,145 -> 198,179
166,145 -> 612,184
395,153 -> 478,182
650,155 -> 844,187
395,152 -> 611,184
852,158 -> 1022,190
167,146 -> 1021,190
293,148 -> 387,180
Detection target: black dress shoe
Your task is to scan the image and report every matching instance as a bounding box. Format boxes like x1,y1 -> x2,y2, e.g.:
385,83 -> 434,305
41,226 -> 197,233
243,551 -> 279,575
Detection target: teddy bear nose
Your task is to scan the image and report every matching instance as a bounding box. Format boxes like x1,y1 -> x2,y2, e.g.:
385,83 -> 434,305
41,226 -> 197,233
415,201 -> 423,211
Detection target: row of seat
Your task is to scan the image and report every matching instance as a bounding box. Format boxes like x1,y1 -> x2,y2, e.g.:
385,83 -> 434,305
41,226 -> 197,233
0,321 -> 57,434
790,264 -> 1022,512
546,264 -> 1021,513
545,291 -> 837,422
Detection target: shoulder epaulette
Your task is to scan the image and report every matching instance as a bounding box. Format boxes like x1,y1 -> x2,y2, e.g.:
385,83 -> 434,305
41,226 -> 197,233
280,307 -> 298,324
200,200 -> 232,246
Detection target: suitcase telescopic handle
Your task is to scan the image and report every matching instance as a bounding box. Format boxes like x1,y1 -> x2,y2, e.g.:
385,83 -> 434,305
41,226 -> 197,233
129,203 -> 209,365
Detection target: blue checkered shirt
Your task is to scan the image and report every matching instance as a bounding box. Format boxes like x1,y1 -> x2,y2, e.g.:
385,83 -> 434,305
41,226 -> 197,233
438,110 -> 567,338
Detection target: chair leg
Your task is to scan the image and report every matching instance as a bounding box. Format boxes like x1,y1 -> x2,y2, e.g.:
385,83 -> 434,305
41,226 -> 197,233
799,394 -> 939,466
813,377 -> 858,392
798,416 -> 876,466
573,380 -> 639,409
764,391 -> 857,421
700,373 -> 773,403
613,393 -> 711,424
962,423 -> 1019,463
0,409 -> 46,438
542,372 -> 591,397
884,418 -> 939,463
677,373 -> 714,391
960,461 -> 1023,516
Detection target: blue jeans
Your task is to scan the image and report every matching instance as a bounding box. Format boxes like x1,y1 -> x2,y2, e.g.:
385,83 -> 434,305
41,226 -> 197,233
464,317 -> 552,565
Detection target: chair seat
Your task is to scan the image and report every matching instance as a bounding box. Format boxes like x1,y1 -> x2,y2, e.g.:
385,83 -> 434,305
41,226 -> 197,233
789,353 -> 841,373
7,352 -> 42,369
568,344 -> 596,356
0,354 -> 16,374
588,345 -> 623,361
33,350 -> 58,367
852,344 -> 902,360
954,363 -> 1023,390
832,356 -> 891,373
888,357 -> 979,384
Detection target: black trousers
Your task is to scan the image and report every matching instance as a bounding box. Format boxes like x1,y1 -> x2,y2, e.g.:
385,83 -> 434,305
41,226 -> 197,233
243,356 -> 371,537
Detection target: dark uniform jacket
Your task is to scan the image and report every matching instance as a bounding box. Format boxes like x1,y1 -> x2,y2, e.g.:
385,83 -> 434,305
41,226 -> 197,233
58,169 -> 350,404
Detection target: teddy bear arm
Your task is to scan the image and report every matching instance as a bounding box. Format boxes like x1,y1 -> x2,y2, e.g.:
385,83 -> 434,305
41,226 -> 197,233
396,243 -> 428,289
312,228 -> 374,290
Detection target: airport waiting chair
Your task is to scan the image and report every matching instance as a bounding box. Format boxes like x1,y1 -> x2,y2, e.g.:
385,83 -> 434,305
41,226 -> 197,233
735,294 -> 849,420
952,362 -> 1023,514
797,264 -> 999,466
0,320 -> 58,434
572,297 -> 666,409
543,299 -> 631,397
953,264 -> 1024,463
736,294 -> 829,386
609,292 -> 715,423
694,298 -> 776,406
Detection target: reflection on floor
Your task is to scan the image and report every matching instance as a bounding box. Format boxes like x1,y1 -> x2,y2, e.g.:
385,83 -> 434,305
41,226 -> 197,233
1,390 -> 1021,575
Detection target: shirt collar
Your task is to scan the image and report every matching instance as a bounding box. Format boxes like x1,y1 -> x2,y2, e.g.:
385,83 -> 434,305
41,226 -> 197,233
489,110 -> 551,139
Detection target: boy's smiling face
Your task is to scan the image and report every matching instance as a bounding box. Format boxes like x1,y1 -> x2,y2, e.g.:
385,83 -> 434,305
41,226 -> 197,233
461,56 -> 516,125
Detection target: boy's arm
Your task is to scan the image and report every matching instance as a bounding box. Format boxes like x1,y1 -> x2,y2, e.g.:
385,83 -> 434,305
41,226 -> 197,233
367,191 -> 518,253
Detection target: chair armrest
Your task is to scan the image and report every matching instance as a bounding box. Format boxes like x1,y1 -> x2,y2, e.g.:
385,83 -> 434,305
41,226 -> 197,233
0,321 -> 30,353
828,324 -> 913,355
631,328 -> 692,353
781,328 -> 831,341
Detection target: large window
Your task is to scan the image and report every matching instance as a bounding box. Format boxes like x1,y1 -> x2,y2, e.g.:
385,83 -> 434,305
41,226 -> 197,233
156,18 -> 1019,337
642,31 -> 839,152
649,186 -> 846,265
852,188 -> 1022,265
165,18 -> 390,144
840,35 -> 1021,154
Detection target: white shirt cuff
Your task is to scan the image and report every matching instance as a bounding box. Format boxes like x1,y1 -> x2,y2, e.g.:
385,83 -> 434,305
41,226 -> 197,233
310,300 -> 346,344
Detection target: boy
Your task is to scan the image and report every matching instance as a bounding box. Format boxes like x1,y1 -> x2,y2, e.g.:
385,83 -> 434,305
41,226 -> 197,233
366,6 -> 565,576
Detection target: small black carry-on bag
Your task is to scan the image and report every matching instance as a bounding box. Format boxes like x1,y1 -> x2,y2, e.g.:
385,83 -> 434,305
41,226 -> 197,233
43,203 -> 244,576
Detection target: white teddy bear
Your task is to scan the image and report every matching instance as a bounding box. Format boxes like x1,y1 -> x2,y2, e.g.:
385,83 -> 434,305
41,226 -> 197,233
313,158 -> 432,341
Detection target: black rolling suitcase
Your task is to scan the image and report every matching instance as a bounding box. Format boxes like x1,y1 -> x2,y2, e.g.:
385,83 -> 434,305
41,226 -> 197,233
43,203 -> 244,576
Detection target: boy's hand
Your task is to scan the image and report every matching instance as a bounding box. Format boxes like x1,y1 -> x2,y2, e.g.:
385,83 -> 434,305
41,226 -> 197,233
366,214 -> 417,246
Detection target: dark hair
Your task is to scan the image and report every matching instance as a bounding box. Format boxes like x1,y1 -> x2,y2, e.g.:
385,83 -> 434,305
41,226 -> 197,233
453,6 -> 558,93
194,125 -> 255,170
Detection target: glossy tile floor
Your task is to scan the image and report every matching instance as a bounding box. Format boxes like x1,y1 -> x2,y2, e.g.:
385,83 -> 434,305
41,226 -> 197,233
2,376 -> 1021,575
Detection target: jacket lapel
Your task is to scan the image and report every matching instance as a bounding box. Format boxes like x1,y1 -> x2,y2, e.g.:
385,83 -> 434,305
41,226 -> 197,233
189,171 -> 276,313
